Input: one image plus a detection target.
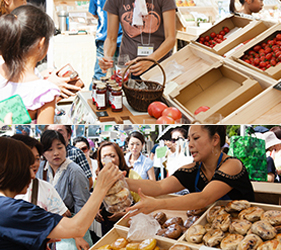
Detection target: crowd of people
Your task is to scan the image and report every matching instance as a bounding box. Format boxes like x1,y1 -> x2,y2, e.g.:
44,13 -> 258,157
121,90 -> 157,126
2,124 -> 281,249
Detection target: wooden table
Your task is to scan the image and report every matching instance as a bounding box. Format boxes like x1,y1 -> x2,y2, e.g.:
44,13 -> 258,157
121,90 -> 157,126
251,181 -> 281,205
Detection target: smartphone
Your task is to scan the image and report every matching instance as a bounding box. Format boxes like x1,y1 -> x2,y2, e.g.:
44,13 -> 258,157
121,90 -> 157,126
0,94 -> 32,124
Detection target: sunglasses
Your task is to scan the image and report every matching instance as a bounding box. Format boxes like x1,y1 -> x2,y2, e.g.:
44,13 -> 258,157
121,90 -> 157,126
170,137 -> 184,143
80,146 -> 89,153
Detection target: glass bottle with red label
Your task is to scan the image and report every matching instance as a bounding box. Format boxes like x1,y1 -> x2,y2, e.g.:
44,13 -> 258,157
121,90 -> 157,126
111,86 -> 123,112
96,84 -> 107,110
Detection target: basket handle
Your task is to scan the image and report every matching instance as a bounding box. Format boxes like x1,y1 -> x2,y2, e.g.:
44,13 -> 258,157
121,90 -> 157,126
121,57 -> 166,88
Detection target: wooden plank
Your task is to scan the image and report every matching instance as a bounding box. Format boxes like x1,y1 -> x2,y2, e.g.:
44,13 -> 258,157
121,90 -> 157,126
87,99 -> 132,124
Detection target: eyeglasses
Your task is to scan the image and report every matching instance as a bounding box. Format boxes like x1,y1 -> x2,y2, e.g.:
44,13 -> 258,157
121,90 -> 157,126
170,137 -> 184,143
80,146 -> 89,153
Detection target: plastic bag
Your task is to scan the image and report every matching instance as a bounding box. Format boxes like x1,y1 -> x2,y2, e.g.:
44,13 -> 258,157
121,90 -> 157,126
127,213 -> 161,241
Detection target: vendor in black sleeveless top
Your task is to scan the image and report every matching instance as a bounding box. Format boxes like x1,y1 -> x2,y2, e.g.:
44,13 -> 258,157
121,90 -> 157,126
125,125 -> 254,217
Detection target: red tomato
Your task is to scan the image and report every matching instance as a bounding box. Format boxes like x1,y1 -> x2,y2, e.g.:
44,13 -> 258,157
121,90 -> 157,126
253,45 -> 261,52
223,27 -> 230,33
245,59 -> 251,64
253,58 -> 260,66
194,106 -> 210,115
219,30 -> 225,36
162,107 -> 182,121
199,37 -> 205,42
265,47 -> 272,54
259,61 -> 266,68
276,34 -> 281,41
271,59 -> 277,66
205,36 -> 210,41
218,34 -> 223,40
147,101 -> 168,119
156,116 -> 175,124
210,32 -> 216,38
266,53 -> 272,60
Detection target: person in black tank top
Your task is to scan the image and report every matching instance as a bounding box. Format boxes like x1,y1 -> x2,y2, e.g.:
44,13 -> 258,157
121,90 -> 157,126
125,125 -> 254,217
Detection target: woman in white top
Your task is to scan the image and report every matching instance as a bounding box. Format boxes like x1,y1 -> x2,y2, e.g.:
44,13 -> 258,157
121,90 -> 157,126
13,134 -> 70,216
125,131 -> 155,180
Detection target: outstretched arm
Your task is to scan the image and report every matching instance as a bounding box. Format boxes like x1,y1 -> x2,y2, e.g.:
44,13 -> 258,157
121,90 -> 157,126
48,163 -> 122,239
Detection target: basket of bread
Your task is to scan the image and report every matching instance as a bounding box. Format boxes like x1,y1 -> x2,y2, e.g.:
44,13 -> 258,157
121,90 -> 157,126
181,200 -> 281,250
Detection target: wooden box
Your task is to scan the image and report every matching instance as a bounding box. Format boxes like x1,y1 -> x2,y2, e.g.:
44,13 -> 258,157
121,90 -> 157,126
221,58 -> 280,124
178,200 -> 281,249
192,15 -> 273,56
231,23 -> 281,81
89,227 -> 176,250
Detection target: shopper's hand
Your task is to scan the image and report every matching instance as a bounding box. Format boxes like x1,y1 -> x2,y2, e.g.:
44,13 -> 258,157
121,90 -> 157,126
44,69 -> 82,99
99,57 -> 114,73
75,237 -> 90,250
96,162 -> 123,193
107,211 -> 126,222
46,238 -> 61,250
125,188 -> 157,217
126,57 -> 154,76
95,209 -> 104,223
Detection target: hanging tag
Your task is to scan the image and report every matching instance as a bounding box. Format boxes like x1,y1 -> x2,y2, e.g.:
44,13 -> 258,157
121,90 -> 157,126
137,43 -> 154,56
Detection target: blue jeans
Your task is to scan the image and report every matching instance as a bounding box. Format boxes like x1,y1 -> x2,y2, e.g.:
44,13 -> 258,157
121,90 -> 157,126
90,40 -> 120,90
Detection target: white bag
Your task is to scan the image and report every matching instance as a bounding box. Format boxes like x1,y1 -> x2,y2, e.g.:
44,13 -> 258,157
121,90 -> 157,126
127,213 -> 161,241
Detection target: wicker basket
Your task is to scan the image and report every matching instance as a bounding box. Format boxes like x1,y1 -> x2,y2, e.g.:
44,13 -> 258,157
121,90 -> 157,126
122,58 -> 166,112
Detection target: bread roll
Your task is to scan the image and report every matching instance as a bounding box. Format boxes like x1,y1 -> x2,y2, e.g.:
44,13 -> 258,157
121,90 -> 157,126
212,213 -> 232,232
238,207 -> 264,222
225,200 -> 251,213
229,219 -> 252,235
261,211 -> 281,226
237,234 -> 263,250
169,245 -> 190,250
107,179 -> 124,195
203,228 -> 225,247
184,216 -> 199,229
207,205 -> 228,223
111,238 -> 128,250
164,224 -> 183,239
257,239 -> 281,250
220,233 -> 244,250
138,239 -> 157,250
104,188 -> 130,206
185,224 -> 206,243
153,212 -> 167,225
251,220 -> 277,240
163,217 -> 183,227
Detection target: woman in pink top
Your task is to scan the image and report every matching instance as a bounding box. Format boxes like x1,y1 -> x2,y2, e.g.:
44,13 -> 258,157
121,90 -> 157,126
0,4 -> 60,123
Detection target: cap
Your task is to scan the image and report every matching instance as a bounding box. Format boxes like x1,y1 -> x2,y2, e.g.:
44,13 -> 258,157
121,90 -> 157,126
263,131 -> 281,150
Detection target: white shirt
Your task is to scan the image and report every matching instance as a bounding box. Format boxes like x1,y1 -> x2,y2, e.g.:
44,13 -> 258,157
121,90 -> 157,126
15,179 -> 68,216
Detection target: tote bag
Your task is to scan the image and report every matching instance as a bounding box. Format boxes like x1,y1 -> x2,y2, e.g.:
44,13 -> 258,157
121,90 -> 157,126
228,134 -> 267,181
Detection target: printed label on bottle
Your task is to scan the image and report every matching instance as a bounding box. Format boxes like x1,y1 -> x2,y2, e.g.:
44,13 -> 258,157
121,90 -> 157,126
111,95 -> 122,109
96,93 -> 105,108
92,89 -> 96,102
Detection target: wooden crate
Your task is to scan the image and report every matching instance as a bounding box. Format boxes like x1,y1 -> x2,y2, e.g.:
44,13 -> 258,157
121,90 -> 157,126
221,58 -> 280,124
231,22 -> 281,81
167,63 -> 263,123
89,227 -> 176,250
177,200 -> 281,249
192,15 -> 274,56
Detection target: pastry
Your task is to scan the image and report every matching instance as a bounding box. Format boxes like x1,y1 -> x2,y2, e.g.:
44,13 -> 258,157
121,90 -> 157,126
212,213 -> 232,232
203,228 -> 225,247
238,207 -> 264,222
164,224 -> 183,239
185,224 -> 206,243
261,211 -> 281,226
225,200 -> 251,213
229,219 -> 252,235
153,212 -> 167,225
237,234 -> 263,250
163,217 -> 183,227
251,220 -> 277,240
220,233 -> 244,250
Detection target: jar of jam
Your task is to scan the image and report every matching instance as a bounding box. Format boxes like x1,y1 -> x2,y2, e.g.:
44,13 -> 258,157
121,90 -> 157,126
91,80 -> 102,105
96,84 -> 107,110
111,86 -> 123,112
100,76 -> 109,83
107,81 -> 118,106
